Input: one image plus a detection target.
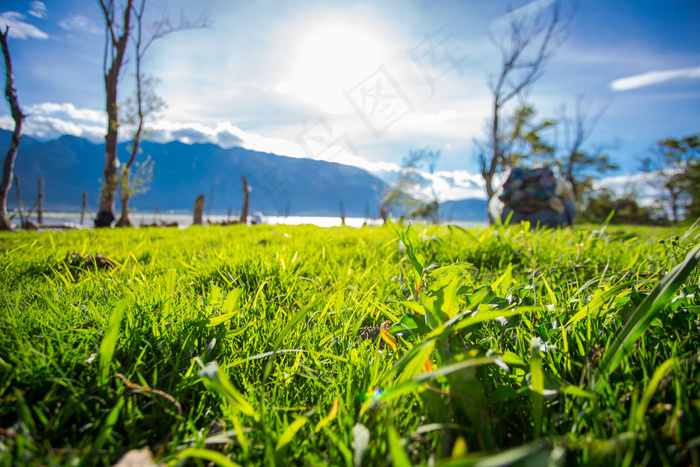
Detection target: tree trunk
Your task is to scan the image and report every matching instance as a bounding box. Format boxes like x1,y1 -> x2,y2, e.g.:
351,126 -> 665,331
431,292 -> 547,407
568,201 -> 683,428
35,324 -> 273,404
208,185 -> 214,223
37,177 -> 43,224
81,192 -> 87,225
483,170 -> 495,224
95,0 -> 133,228
671,191 -> 679,224
240,174 -> 249,224
193,194 -> 205,225
115,167 -> 133,227
115,192 -> 132,227
14,174 -> 24,227
95,90 -> 120,228
0,28 -> 24,231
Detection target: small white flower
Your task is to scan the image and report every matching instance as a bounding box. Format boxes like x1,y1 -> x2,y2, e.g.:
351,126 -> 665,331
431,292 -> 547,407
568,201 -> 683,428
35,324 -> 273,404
495,316 -> 508,327
539,341 -> 557,353
546,304 -> 556,312
531,336 -> 543,349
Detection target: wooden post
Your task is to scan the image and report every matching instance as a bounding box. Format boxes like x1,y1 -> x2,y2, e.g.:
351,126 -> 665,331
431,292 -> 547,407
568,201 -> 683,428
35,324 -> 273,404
208,185 -> 214,223
193,194 -> 205,225
227,207 -> 231,223
37,178 -> 44,224
240,175 -> 249,224
80,192 -> 87,225
14,174 -> 24,227
339,200 -> 346,226
154,205 -> 159,224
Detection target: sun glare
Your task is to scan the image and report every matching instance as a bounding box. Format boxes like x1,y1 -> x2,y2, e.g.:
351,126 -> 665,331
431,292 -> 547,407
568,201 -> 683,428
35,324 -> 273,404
279,24 -> 385,113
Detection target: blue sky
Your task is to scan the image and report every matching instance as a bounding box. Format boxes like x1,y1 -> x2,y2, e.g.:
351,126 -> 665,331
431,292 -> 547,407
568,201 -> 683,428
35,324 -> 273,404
1,0 -> 699,200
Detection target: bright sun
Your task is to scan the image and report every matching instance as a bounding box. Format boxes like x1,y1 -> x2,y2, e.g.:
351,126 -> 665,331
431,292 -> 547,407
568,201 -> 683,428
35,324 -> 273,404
277,24 -> 385,114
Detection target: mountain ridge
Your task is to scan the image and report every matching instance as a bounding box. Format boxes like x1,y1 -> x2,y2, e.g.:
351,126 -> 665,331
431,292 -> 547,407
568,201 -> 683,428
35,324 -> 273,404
0,129 -> 487,221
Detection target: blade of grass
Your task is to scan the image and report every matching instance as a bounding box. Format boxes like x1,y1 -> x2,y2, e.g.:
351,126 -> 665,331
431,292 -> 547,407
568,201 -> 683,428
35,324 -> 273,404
274,415 -> 309,464
594,243 -> 700,389
98,299 -> 128,386
198,362 -> 258,421
262,294 -> 324,382
566,281 -> 636,326
635,358 -> 676,430
175,447 -> 243,467
90,397 -> 124,454
387,423 -> 411,467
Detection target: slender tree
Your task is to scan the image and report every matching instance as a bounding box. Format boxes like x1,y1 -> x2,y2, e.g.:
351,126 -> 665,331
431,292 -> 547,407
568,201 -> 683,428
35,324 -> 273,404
108,0 -> 207,227
478,1 -> 570,221
0,27 -> 25,231
554,98 -> 617,200
644,133 -> 699,223
503,104 -> 555,166
95,0 -> 134,227
380,149 -> 441,224
491,100 -> 616,206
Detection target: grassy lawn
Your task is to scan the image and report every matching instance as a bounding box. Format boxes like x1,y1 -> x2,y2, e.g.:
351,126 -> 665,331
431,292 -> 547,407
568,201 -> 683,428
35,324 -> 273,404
0,221 -> 699,466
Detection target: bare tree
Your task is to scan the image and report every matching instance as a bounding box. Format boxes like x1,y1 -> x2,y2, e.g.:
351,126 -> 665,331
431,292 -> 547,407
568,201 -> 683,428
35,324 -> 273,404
96,0 -> 208,228
0,27 -> 25,231
643,133 -> 699,223
554,97 -> 616,200
116,0 -> 208,227
478,1 -> 571,221
95,0 -> 134,228
379,149 -> 441,224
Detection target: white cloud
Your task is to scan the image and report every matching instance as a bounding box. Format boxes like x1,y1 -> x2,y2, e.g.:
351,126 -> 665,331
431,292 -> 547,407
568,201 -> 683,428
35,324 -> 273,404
610,66 -> 700,91
404,169 -> 487,202
26,103 -> 106,124
28,1 -> 47,19
3,108 -> 670,206
148,120 -> 402,175
147,121 -> 244,147
0,114 -> 104,142
593,171 -> 662,206
59,15 -> 101,34
0,12 -> 48,39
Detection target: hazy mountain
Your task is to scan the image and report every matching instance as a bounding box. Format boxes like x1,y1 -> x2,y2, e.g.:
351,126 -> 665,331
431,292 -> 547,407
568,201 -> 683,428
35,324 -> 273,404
440,199 -> 488,222
0,129 -> 488,221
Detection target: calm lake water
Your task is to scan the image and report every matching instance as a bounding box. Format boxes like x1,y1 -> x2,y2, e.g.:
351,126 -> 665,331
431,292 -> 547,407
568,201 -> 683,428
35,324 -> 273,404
11,211 -> 488,230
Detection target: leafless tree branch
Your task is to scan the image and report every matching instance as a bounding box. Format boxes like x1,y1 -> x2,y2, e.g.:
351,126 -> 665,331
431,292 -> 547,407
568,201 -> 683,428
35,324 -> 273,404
0,27 -> 25,231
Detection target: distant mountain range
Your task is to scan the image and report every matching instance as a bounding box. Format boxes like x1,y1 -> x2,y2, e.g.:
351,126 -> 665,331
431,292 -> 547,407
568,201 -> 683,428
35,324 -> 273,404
0,129 -> 487,221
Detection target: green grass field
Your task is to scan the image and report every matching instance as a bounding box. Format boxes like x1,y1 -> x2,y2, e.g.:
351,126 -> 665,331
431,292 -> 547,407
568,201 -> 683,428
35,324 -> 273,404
1,221 -> 699,466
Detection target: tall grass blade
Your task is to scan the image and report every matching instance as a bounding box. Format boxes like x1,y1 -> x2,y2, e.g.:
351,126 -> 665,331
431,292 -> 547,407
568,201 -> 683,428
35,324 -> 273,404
566,281 -> 636,326
594,243 -> 700,389
91,397 -> 124,454
635,358 -> 676,429
313,396 -> 339,434
474,439 -> 549,467
175,448 -> 243,467
98,299 -> 128,386
530,340 -> 544,439
274,415 -> 309,464
198,362 -> 258,421
387,423 -> 411,467
262,294 -> 324,382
